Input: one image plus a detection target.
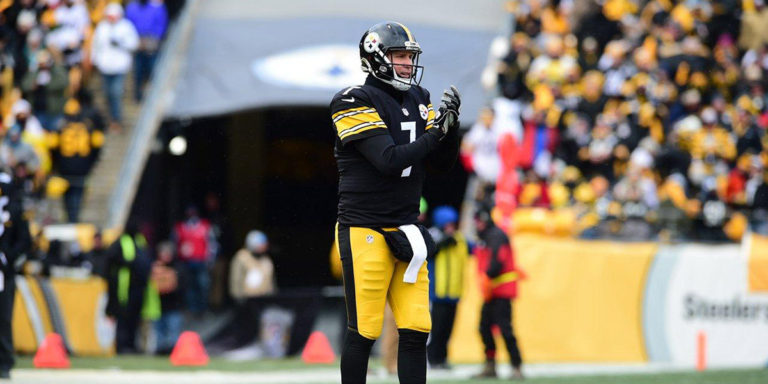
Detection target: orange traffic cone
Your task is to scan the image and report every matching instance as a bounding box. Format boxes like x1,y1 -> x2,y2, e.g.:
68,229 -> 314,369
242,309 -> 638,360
301,331 -> 335,364
170,331 -> 209,366
33,333 -> 70,369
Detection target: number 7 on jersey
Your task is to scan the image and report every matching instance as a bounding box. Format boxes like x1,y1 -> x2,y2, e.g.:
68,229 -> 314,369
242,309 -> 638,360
400,122 -> 416,177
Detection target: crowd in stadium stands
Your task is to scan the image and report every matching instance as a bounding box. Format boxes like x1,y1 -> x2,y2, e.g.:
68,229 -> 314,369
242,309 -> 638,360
462,0 -> 768,242
0,0 -> 168,225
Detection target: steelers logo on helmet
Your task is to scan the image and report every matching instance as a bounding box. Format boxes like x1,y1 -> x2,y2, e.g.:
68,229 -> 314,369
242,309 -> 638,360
363,32 -> 380,53
419,104 -> 428,120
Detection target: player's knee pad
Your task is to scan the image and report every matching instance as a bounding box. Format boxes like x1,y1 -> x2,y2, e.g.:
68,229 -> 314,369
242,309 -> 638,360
357,323 -> 383,340
395,318 -> 430,334
391,299 -> 431,333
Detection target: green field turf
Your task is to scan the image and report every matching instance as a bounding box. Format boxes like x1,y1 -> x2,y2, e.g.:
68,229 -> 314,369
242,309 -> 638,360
13,356 -> 768,384
15,354 -> 310,371
491,369 -> 768,384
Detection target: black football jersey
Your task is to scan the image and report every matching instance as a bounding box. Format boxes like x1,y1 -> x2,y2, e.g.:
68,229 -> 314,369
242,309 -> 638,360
0,171 -> 28,273
331,77 -> 436,227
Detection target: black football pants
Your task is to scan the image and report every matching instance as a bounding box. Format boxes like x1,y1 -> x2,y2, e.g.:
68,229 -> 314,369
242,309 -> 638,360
427,301 -> 457,365
479,298 -> 522,368
0,270 -> 15,372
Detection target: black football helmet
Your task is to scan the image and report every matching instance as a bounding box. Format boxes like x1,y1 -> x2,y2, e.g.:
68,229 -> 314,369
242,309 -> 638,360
359,21 -> 423,91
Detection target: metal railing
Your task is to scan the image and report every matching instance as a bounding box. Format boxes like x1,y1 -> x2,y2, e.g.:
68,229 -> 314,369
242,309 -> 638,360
105,0 -> 200,229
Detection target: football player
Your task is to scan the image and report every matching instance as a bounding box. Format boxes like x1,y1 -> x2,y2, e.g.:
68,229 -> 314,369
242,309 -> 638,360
0,171 -> 31,379
330,21 -> 461,384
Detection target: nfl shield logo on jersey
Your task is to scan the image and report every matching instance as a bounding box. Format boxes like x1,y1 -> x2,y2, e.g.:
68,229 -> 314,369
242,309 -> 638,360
419,104 -> 428,120
366,235 -> 374,244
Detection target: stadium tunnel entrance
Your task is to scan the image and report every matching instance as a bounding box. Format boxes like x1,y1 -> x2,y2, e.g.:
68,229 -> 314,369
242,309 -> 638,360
130,106 -> 468,290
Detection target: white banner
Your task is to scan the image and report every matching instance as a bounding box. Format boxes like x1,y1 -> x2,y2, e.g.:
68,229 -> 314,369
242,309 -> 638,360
661,244 -> 768,367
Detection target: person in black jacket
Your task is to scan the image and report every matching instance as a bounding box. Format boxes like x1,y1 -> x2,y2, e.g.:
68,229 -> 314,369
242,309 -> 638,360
151,241 -> 185,354
0,171 -> 32,379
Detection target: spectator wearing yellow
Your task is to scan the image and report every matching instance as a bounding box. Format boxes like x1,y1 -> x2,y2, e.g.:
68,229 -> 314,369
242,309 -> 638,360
576,71 -> 606,122
689,107 -> 736,162
739,0 -> 768,51
710,36 -> 740,100
48,98 -> 104,222
603,0 -> 638,22
0,29 -> 14,118
527,35 -> 578,90
540,1 -> 570,36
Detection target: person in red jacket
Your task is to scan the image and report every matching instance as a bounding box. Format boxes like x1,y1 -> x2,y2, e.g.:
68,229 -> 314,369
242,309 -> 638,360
173,205 -> 217,315
473,206 -> 524,379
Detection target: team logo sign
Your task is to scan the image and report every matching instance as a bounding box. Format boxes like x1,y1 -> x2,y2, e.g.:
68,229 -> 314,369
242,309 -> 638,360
363,32 -> 380,53
252,45 -> 365,90
419,104 -> 429,120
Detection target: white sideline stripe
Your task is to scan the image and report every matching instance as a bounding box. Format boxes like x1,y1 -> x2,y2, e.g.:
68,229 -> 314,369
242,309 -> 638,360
10,363 -> 715,384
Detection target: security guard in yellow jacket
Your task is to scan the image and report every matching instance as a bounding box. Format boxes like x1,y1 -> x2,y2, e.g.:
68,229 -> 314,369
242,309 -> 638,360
426,206 -> 468,369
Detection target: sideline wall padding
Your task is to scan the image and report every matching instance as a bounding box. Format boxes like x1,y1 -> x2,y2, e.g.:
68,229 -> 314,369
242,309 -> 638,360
13,276 -> 113,356
12,284 -> 38,353
449,234 -> 656,363
49,278 -> 114,356
748,233 -> 768,292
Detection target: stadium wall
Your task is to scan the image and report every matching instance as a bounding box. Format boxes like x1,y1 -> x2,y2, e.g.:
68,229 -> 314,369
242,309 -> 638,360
449,234 -> 768,367
13,277 -> 114,356
12,235 -> 768,365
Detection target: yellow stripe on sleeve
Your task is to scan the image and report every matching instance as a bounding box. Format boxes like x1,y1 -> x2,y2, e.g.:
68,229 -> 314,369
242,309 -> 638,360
333,108 -> 376,123
334,111 -> 385,134
425,104 -> 435,130
339,124 -> 387,141
332,106 -> 368,120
